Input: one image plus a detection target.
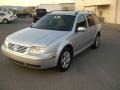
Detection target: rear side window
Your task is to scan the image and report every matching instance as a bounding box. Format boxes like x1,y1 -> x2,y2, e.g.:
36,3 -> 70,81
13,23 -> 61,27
86,14 -> 95,27
93,14 -> 100,24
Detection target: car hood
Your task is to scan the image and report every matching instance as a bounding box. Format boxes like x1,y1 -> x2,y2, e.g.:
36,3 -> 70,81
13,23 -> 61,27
7,27 -> 69,47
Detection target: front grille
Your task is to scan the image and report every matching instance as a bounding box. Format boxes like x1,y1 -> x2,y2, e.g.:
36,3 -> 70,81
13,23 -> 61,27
8,43 -> 27,53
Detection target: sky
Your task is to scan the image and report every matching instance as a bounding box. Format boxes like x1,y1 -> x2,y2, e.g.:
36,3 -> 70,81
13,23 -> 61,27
0,0 -> 75,6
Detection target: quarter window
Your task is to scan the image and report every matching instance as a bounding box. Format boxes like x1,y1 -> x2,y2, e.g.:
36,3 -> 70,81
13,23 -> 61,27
93,14 -> 100,24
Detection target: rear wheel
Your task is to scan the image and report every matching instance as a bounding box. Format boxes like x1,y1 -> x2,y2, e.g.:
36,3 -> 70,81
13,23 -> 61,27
57,47 -> 72,72
3,19 -> 9,24
91,34 -> 101,48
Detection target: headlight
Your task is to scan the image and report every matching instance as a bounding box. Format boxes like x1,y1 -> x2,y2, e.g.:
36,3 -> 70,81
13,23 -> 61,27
29,46 -> 46,54
4,40 -> 9,47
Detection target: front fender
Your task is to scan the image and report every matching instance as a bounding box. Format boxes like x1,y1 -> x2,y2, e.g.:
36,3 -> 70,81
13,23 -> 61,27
56,40 -> 72,60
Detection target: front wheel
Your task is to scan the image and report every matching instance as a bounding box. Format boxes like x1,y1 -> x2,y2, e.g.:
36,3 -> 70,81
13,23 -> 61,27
3,19 -> 9,24
57,48 -> 72,72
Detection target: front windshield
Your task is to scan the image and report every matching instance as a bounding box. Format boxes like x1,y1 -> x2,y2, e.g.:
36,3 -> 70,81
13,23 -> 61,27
32,14 -> 75,31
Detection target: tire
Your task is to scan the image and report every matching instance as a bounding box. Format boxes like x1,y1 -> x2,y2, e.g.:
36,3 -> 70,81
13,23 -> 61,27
3,19 -> 9,24
57,47 -> 72,72
91,34 -> 101,48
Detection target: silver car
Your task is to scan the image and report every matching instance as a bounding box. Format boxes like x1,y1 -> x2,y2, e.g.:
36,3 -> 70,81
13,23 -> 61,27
1,11 -> 101,71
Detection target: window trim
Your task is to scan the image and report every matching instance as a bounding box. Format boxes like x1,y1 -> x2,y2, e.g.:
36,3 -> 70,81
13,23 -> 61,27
75,14 -> 88,31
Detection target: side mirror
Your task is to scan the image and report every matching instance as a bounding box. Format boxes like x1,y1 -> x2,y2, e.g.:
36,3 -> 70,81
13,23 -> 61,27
77,27 -> 86,32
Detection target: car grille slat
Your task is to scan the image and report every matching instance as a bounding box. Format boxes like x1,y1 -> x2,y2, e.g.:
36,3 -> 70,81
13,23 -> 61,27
8,43 -> 28,53
8,43 -> 14,48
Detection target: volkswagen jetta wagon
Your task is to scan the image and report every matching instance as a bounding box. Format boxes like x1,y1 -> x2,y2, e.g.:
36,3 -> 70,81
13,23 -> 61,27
1,11 -> 101,71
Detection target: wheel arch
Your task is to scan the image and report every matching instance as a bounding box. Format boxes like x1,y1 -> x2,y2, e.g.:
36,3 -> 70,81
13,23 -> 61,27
56,41 -> 74,60
3,18 -> 8,21
63,44 -> 73,56
56,43 -> 73,71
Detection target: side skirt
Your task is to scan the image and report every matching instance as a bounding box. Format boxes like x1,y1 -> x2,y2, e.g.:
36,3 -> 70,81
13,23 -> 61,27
73,42 -> 94,57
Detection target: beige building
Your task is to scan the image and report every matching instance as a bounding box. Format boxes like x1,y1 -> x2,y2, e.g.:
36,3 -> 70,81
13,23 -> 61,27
60,3 -> 75,11
75,0 -> 120,24
38,3 -> 75,12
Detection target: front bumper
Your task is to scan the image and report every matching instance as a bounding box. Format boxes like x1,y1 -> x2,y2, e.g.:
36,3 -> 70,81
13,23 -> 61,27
1,45 -> 57,69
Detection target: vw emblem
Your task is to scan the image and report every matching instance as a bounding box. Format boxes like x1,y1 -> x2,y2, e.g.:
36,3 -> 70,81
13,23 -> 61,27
13,45 -> 18,51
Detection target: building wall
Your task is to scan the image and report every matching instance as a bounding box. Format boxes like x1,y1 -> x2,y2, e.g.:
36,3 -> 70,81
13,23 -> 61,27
75,0 -> 84,10
97,0 -> 117,23
116,0 -> 120,24
84,0 -> 110,6
38,4 -> 62,12
38,3 -> 75,12
60,3 -> 75,10
75,0 -> 118,24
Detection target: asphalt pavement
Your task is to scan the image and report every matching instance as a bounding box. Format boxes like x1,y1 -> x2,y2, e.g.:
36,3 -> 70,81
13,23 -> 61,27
0,18 -> 120,90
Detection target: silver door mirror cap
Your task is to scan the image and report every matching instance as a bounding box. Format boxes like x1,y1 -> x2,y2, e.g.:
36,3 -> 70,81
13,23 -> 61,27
77,27 -> 86,32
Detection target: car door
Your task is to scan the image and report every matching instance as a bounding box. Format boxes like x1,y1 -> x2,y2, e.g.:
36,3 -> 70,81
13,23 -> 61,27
72,14 -> 90,53
85,14 -> 97,43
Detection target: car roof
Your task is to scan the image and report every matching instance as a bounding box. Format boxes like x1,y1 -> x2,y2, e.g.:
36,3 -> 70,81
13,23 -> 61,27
49,10 -> 94,16
50,11 -> 76,15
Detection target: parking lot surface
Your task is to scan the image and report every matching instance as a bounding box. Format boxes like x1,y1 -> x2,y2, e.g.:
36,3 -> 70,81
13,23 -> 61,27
0,18 -> 120,90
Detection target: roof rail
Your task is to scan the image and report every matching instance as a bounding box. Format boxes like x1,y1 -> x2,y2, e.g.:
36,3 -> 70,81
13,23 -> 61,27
75,10 -> 94,14
50,10 -> 74,12
49,10 -> 78,15
48,10 -> 94,15
49,10 -> 75,13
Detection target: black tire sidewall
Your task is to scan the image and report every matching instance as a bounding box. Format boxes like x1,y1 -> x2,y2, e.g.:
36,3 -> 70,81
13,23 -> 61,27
92,35 -> 100,48
57,47 -> 72,72
95,35 -> 100,47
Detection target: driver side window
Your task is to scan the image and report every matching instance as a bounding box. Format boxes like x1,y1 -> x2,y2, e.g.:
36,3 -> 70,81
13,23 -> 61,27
76,14 -> 87,29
